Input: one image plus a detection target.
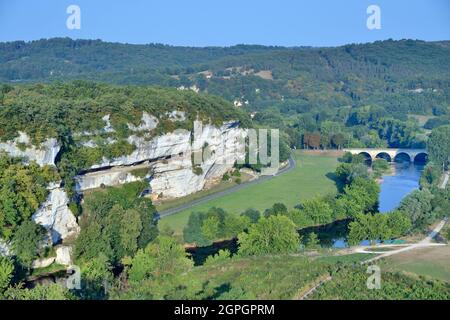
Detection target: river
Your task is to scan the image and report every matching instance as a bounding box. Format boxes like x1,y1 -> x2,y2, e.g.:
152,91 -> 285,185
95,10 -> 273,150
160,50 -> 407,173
301,162 -> 424,248
378,162 -> 424,212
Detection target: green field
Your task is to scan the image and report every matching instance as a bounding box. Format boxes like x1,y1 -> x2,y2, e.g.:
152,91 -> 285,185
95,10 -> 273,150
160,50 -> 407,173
159,151 -> 340,235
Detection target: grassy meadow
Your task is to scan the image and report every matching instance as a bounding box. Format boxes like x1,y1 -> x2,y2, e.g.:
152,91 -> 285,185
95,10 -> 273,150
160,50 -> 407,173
159,151 -> 340,235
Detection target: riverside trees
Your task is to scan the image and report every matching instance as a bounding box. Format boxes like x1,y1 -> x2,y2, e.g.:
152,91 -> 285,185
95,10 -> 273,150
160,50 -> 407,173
237,215 -> 299,256
427,125 -> 450,171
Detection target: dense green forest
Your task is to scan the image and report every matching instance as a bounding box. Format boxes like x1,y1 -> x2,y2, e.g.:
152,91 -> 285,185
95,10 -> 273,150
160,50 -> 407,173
1,38 -> 449,116
0,81 -> 250,144
1,38 -> 449,150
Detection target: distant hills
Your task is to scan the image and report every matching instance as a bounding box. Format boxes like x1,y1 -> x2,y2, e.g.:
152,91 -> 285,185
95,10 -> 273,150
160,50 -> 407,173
0,38 -> 449,116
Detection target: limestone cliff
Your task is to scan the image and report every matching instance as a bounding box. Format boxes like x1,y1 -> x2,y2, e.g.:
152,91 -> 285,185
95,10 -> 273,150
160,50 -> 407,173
0,131 -> 60,166
32,183 -> 80,244
76,120 -> 247,199
1,112 -> 246,249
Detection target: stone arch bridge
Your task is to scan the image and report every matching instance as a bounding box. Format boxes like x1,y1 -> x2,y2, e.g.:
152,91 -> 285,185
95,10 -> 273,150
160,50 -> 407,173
342,148 -> 428,163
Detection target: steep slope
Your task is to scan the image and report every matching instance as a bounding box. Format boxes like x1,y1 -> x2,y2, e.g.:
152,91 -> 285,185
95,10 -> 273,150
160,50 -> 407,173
0,82 -> 250,247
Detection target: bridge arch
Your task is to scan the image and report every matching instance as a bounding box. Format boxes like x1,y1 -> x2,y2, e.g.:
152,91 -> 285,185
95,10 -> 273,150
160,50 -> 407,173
358,152 -> 372,162
414,152 -> 428,164
375,152 -> 392,162
393,152 -> 411,163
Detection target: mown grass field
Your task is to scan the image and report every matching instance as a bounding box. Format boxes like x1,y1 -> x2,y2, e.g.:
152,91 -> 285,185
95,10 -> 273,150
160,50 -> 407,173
159,151 -> 340,235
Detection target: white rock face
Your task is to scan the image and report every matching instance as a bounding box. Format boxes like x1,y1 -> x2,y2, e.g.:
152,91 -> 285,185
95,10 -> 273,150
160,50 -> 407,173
128,112 -> 159,132
0,132 -> 60,166
76,122 -> 247,199
0,239 -> 11,257
166,110 -> 186,122
75,168 -> 145,191
150,122 -> 246,198
102,114 -> 115,133
89,129 -> 192,169
32,183 -> 80,244
32,257 -> 55,269
55,246 -> 72,266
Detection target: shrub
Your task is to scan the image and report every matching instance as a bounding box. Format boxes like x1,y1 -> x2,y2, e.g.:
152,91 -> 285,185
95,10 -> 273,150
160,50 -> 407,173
203,249 -> 232,266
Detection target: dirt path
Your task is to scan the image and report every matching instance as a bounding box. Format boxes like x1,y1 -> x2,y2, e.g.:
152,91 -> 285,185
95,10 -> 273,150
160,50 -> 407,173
360,217 -> 448,264
301,217 -> 448,299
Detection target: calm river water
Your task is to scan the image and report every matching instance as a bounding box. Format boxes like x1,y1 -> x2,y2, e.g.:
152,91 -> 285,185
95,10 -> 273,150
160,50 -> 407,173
378,162 -> 424,212
301,162 -> 424,248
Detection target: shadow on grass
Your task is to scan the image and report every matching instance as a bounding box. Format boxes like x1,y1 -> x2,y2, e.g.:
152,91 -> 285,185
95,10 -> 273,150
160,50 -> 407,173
186,239 -> 239,266
325,172 -> 344,193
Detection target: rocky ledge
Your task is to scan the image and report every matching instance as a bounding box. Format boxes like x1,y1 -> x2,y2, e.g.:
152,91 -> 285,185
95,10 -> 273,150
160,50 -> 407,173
76,119 -> 247,200
0,131 -> 60,166
32,183 -> 80,245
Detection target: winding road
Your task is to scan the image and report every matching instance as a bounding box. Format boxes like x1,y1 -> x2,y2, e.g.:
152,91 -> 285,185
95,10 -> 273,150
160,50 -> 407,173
158,155 -> 297,218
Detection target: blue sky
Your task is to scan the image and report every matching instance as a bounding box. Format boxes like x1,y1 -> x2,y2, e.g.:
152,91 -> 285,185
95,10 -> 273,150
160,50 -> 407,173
0,0 -> 449,46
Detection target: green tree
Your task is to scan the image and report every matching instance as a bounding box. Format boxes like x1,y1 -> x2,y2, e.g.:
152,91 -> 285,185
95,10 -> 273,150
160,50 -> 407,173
183,211 -> 210,246
0,154 -> 57,239
386,210 -> 412,237
240,208 -> 261,224
11,221 -> 46,269
78,254 -> 113,300
398,189 -> 434,230
238,215 -> 299,256
334,195 -> 363,219
0,257 -> 14,294
204,249 -> 232,266
201,215 -> 221,242
427,125 -> 450,171
74,182 -> 158,264
348,214 -> 374,246
223,214 -> 250,238
331,133 -> 346,149
305,232 -> 320,249
264,203 -> 288,217
286,209 -> 314,228
128,236 -> 193,283
344,178 -> 380,213
4,283 -> 75,300
298,198 -> 333,225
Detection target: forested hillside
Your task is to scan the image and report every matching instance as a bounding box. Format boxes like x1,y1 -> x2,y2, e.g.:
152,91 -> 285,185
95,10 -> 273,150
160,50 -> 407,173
1,38 -> 449,118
